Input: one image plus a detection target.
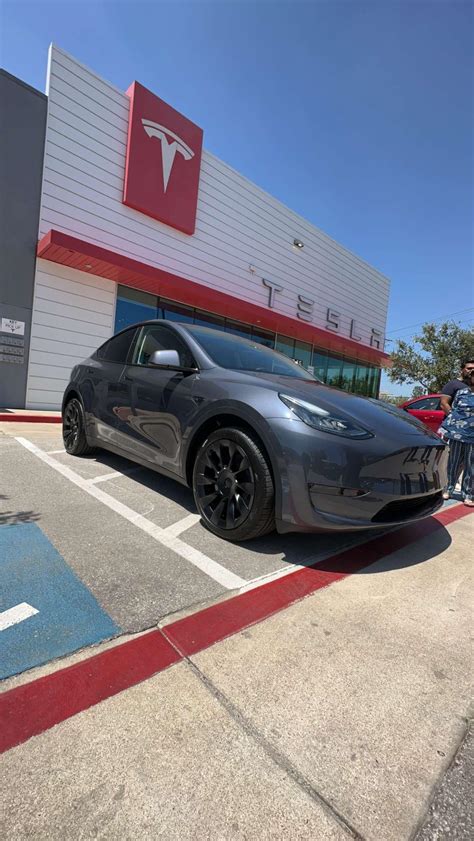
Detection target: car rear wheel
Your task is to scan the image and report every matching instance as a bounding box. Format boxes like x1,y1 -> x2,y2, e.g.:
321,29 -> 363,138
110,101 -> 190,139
192,427 -> 275,542
63,397 -> 95,456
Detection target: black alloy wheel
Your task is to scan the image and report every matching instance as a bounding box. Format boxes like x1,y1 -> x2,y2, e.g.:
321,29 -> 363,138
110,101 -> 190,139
62,398 -> 94,456
193,428 -> 274,541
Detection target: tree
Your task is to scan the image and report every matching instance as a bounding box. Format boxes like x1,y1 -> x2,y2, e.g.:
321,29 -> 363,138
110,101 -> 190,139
411,385 -> 425,398
386,321 -> 474,393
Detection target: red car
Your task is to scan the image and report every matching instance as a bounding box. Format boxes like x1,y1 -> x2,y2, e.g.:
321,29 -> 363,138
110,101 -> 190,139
398,394 -> 445,434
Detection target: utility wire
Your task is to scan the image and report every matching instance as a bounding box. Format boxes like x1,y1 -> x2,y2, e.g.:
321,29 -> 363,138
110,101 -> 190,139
386,308 -> 474,336
385,317 -> 474,345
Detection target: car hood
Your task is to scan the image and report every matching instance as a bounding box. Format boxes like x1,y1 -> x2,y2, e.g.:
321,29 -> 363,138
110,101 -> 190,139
243,372 -> 441,440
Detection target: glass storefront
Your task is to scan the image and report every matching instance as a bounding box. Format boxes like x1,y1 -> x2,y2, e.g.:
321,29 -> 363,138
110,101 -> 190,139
114,284 -> 380,398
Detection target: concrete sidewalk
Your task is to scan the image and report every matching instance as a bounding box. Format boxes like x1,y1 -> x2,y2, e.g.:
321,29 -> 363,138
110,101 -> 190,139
1,515 -> 472,840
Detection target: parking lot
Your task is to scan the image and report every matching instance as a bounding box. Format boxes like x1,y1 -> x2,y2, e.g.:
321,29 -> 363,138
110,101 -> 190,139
0,420 -> 400,677
1,420 -> 473,840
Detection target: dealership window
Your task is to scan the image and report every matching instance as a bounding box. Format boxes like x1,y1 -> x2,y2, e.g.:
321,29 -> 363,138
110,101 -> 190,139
367,366 -> 379,398
326,355 -> 343,388
160,300 -> 194,323
115,286 -> 158,331
354,364 -> 369,396
275,335 -> 294,358
312,350 -> 328,381
341,360 -> 356,393
225,319 -> 252,339
251,326 -> 275,348
194,309 -> 225,329
294,340 -> 312,369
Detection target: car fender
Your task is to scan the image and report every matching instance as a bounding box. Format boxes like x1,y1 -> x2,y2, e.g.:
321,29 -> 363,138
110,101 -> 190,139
182,399 -> 286,520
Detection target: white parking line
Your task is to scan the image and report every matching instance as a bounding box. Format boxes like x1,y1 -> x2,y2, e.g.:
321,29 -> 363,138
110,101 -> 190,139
87,470 -> 136,485
163,514 -> 202,538
0,602 -> 39,631
47,449 -> 66,454
16,437 -> 246,591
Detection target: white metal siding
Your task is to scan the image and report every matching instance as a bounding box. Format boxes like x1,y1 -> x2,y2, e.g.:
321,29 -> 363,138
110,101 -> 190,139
42,48 -> 389,331
26,261 -> 116,408
28,45 -> 390,409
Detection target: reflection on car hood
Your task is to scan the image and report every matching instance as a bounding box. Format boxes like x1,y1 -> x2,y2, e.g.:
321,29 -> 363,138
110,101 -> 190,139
246,372 -> 441,440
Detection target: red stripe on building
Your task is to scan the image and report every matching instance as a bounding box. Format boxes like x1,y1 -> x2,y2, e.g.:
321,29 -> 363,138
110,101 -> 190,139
37,229 -> 390,367
1,503 -> 470,754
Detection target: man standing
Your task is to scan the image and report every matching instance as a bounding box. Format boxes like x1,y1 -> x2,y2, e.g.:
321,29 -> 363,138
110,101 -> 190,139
440,358 -> 474,415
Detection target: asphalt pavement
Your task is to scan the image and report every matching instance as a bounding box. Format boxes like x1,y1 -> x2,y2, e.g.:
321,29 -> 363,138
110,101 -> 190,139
1,422 -> 383,674
1,421 -> 472,840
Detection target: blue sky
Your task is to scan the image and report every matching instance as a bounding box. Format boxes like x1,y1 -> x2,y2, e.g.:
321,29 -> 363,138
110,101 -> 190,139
1,0 -> 472,394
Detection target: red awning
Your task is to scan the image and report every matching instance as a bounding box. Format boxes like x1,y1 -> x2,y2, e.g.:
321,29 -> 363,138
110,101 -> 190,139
37,229 -> 390,366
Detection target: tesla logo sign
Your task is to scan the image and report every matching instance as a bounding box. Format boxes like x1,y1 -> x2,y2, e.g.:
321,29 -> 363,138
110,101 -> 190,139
123,81 -> 203,234
141,120 -> 194,192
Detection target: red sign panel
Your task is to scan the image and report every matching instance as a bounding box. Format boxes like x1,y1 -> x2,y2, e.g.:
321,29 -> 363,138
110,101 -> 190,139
123,81 -> 203,235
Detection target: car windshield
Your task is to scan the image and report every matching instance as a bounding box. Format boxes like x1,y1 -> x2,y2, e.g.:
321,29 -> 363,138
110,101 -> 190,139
186,325 -> 318,380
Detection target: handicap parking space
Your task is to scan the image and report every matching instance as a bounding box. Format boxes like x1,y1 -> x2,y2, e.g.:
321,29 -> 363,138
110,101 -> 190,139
0,521 -> 119,679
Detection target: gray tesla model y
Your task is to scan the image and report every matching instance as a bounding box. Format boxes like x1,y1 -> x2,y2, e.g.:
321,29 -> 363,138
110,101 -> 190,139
62,321 -> 448,541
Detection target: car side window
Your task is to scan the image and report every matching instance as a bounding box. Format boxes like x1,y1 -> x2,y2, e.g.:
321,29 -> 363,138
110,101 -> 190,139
132,326 -> 196,368
96,328 -> 137,363
411,397 -> 440,411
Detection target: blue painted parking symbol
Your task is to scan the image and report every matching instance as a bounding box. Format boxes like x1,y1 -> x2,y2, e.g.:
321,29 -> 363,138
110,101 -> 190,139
0,522 -> 120,679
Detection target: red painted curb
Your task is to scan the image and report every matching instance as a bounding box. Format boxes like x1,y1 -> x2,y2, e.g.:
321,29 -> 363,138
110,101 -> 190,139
162,505 -> 470,656
0,630 -> 180,754
0,414 -> 62,423
0,503 -> 471,754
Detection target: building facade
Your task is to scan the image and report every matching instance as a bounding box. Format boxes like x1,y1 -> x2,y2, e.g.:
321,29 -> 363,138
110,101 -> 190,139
0,46 -> 390,411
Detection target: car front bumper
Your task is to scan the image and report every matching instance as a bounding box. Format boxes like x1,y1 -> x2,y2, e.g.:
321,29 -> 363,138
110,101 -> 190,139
267,417 -> 448,534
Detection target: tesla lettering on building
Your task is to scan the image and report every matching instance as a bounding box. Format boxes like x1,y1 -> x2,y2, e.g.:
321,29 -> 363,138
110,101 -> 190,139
261,278 -> 384,348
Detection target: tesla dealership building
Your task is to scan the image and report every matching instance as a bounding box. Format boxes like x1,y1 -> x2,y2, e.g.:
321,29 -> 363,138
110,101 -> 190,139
1,46 -> 390,410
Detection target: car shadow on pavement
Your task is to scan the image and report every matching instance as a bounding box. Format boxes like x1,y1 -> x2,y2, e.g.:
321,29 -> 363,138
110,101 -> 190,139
84,454 -> 454,576
90,451 -> 198,513
224,520 -> 453,576
312,524 -> 453,575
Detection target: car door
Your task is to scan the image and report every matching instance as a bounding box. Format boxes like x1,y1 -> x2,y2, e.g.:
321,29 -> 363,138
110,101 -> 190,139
87,326 -> 139,446
406,396 -> 444,433
119,324 -> 200,475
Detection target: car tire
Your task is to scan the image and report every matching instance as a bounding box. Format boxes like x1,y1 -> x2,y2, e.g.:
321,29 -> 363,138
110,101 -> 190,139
62,397 -> 95,456
192,427 -> 275,542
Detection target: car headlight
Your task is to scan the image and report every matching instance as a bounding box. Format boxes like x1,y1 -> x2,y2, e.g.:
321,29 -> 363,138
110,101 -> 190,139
279,394 -> 373,439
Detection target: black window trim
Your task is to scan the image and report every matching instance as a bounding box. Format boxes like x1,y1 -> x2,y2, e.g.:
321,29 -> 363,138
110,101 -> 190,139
95,325 -> 140,365
127,323 -> 200,370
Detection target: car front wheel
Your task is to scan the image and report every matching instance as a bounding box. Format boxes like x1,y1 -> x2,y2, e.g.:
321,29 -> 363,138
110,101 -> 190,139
192,427 -> 275,542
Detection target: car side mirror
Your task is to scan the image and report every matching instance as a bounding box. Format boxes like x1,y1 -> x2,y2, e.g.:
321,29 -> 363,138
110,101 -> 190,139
148,349 -> 197,373
149,349 -> 181,368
